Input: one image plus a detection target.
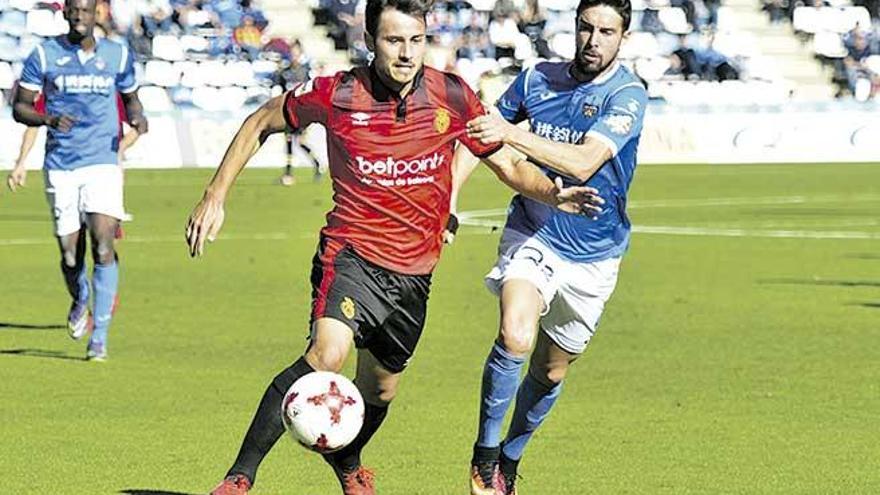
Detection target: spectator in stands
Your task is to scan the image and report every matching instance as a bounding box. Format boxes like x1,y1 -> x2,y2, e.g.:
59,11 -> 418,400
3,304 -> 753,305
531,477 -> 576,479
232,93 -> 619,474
704,0 -> 720,30
841,29 -> 879,100
240,0 -> 268,30
233,14 -> 262,59
761,0 -> 786,24
518,0 -> 553,59
667,36 -> 739,81
275,39 -> 311,88
177,0 -> 218,31
207,0 -> 243,28
489,7 -> 523,59
137,0 -> 174,37
456,24 -> 495,60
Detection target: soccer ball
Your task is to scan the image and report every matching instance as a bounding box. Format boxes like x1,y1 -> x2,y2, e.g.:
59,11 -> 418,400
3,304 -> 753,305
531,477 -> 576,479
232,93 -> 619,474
281,371 -> 365,453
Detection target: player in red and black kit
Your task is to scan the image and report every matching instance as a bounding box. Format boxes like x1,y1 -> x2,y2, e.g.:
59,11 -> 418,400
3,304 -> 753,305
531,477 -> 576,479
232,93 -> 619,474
185,0 -> 603,493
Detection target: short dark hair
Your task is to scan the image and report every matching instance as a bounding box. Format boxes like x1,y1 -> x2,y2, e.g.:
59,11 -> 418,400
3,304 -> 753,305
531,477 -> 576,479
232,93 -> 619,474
576,0 -> 632,31
365,0 -> 434,38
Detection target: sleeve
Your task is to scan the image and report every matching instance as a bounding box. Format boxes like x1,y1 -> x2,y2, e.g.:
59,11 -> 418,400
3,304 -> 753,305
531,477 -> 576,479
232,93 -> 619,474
282,75 -> 334,131
585,83 -> 648,158
494,67 -> 529,124
116,42 -> 138,93
19,46 -> 45,92
457,77 -> 504,159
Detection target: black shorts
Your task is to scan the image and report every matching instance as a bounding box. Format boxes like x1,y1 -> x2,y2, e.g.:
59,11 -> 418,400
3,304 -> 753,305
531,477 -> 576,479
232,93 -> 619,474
310,237 -> 432,373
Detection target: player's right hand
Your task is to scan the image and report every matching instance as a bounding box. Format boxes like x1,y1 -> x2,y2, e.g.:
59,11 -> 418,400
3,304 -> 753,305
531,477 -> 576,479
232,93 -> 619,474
47,114 -> 77,132
185,191 -> 226,257
554,177 -> 604,219
6,166 -> 27,192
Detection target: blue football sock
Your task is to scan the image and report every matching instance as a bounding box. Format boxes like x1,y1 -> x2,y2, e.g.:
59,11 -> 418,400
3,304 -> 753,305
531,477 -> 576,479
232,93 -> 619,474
90,261 -> 118,345
501,373 -> 563,461
476,343 -> 526,448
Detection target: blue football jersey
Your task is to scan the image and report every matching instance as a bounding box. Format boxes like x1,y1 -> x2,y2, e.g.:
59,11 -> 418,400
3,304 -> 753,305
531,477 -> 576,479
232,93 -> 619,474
496,61 -> 647,263
20,36 -> 137,170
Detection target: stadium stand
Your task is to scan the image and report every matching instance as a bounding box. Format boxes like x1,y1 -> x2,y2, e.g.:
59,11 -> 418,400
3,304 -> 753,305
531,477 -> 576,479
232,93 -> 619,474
2,0 -> 868,115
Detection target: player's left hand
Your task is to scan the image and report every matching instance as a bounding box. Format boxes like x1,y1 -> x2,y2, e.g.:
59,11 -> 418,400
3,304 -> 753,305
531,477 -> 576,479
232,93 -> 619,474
6,166 -> 27,192
553,177 -> 604,218
185,191 -> 226,257
466,110 -> 514,145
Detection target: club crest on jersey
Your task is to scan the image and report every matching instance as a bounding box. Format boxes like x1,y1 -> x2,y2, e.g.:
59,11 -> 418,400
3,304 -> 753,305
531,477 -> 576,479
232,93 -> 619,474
434,108 -> 450,134
340,297 -> 356,319
351,112 -> 371,127
583,104 -> 599,118
94,57 -> 106,70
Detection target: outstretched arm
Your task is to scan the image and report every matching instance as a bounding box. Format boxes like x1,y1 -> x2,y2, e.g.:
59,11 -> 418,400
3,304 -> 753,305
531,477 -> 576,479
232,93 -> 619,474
466,111 -> 611,182
185,94 -> 288,256
481,146 -> 604,217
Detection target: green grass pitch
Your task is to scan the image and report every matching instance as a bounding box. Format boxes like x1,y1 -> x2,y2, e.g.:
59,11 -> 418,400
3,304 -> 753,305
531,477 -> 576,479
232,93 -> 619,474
0,164 -> 878,494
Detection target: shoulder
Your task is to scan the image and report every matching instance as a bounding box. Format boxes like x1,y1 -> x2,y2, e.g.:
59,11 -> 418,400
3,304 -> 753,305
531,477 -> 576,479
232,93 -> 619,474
610,66 -> 647,97
426,66 -> 470,93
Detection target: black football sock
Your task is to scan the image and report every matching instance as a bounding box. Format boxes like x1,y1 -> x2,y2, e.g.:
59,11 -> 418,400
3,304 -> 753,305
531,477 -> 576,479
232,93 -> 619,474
472,444 -> 500,465
227,357 -> 315,484
327,402 -> 389,473
499,448 -> 520,478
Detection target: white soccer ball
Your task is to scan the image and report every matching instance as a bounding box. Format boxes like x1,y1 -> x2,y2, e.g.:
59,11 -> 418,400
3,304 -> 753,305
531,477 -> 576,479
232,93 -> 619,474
281,371 -> 365,453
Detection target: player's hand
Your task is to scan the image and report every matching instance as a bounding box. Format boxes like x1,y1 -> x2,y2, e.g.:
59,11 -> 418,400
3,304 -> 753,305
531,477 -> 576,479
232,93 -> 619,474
6,166 -> 27,192
129,115 -> 148,135
554,177 -> 604,218
466,110 -> 514,145
185,191 -> 226,257
47,114 -> 77,132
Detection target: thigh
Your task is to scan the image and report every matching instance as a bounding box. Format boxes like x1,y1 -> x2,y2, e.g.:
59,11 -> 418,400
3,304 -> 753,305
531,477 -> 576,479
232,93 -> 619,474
368,270 -> 431,374
79,165 -> 124,221
43,169 -> 82,237
306,316 -> 356,372
485,229 -> 564,313
541,256 -> 621,354
310,239 -> 388,336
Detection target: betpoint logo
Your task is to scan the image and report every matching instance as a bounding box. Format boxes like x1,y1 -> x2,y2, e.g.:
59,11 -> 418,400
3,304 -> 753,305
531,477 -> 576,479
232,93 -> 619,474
355,153 -> 445,178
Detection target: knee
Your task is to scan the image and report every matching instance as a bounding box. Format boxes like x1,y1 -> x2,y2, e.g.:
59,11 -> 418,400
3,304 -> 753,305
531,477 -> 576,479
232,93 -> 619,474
356,378 -> 397,405
498,316 -> 536,356
61,249 -> 78,268
93,238 -> 115,265
529,363 -> 567,388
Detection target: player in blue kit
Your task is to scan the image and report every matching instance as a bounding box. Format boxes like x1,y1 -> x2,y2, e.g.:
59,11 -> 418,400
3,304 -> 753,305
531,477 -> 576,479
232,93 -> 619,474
10,0 -> 148,361
450,0 -> 647,492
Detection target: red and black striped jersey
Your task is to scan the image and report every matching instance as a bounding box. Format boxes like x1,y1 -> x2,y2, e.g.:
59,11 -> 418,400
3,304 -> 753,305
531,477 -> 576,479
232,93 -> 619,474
283,65 -> 501,275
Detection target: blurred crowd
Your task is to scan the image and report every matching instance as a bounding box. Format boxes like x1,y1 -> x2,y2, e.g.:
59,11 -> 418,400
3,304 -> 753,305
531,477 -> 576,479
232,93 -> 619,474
761,0 -> 880,100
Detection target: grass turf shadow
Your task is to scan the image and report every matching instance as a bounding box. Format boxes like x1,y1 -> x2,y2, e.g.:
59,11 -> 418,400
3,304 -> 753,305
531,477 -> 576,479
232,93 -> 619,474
0,322 -> 65,330
0,348 -> 83,361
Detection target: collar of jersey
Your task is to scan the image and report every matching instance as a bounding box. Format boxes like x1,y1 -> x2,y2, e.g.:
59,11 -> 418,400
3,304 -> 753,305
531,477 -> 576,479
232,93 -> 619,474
567,60 -> 620,87
368,63 -> 425,102
55,34 -> 100,64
